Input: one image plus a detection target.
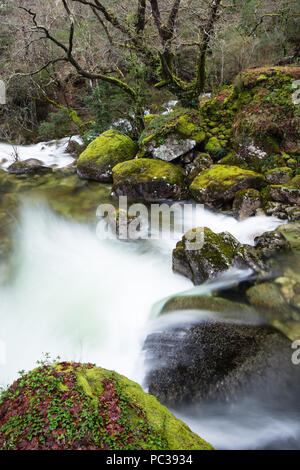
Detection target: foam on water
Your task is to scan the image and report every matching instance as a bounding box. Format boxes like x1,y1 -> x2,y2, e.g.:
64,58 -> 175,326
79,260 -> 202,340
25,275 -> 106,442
0,199 -> 283,387
0,137 -> 78,170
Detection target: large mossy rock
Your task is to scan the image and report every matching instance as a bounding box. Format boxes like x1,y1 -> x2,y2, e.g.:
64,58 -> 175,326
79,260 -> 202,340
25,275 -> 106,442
144,320 -> 300,408
0,362 -> 213,450
138,109 -> 205,161
172,227 -> 239,285
189,165 -> 264,208
173,227 -> 291,286
112,158 -> 188,202
77,130 -> 137,182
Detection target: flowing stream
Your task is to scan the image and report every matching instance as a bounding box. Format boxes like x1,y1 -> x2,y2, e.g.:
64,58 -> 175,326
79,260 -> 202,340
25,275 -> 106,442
0,138 -> 296,449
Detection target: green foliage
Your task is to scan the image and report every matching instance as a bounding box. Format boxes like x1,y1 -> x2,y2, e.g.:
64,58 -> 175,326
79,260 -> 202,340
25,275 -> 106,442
82,82 -> 130,144
38,109 -> 72,141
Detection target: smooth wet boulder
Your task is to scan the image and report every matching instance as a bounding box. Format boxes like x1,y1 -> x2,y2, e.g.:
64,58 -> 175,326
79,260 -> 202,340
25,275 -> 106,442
161,294 -> 256,315
112,158 -> 188,202
246,282 -> 297,322
277,222 -> 300,254
0,362 -> 213,450
172,227 -> 239,285
232,188 -> 262,220
77,130 -> 137,182
144,320 -> 300,408
7,159 -> 51,175
189,165 -> 264,208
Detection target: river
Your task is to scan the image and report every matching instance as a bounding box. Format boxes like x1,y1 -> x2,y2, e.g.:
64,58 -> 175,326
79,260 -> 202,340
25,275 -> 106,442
0,138 -> 298,449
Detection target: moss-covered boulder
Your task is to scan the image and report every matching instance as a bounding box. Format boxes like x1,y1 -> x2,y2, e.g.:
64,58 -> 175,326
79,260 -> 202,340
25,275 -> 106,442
0,362 -> 213,450
112,158 -> 188,202
172,227 -> 240,285
232,66 -> 300,153
77,130 -> 137,182
265,167 -> 294,185
232,188 -> 262,220
138,109 -> 205,161
190,165 -> 264,208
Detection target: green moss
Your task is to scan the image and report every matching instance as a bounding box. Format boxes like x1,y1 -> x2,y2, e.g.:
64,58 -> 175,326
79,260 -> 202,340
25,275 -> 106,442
190,165 -> 264,190
0,362 -> 213,450
139,108 -> 206,151
189,165 -> 264,205
77,130 -> 137,182
144,114 -> 160,124
173,227 -> 239,284
176,115 -> 205,142
204,137 -> 227,158
112,158 -> 186,185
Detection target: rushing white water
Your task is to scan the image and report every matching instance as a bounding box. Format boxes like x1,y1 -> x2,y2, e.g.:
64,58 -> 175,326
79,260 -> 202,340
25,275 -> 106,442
0,201 -> 282,387
0,186 -> 288,448
0,136 -> 78,170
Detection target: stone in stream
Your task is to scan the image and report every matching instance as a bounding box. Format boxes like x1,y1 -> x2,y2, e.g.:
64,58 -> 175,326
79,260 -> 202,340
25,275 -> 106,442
77,130 -> 137,183
144,320 -> 300,408
172,227 -> 239,285
112,158 -> 188,202
7,158 -> 52,175
172,226 -> 291,286
0,362 -> 213,450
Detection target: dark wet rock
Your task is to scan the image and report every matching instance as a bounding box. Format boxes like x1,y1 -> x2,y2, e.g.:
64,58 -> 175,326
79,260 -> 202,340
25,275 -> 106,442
7,159 -> 52,175
232,188 -> 262,220
189,165 -> 264,208
268,185 -> 300,205
286,206 -> 300,221
254,230 -> 291,259
77,130 -> 137,183
185,153 -> 213,183
144,320 -> 300,408
65,139 -> 85,158
172,227 -> 239,285
112,158 -> 188,202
